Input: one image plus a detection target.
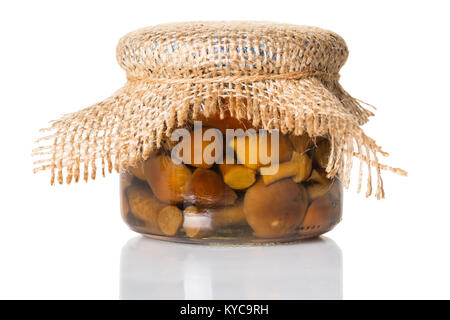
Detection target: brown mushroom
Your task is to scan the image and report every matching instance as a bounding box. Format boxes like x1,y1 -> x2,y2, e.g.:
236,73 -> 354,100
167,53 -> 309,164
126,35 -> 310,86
184,168 -> 224,205
184,168 -> 237,206
244,178 -> 308,238
298,188 -> 342,236
143,155 -> 192,204
127,184 -> 166,234
229,132 -> 293,170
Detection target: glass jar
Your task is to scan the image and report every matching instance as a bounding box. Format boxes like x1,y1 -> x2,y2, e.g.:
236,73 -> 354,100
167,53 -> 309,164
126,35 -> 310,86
32,22 -> 404,246
120,113 -> 342,244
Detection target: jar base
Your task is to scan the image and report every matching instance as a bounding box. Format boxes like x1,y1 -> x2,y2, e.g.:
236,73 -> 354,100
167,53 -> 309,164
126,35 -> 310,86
134,225 -> 337,245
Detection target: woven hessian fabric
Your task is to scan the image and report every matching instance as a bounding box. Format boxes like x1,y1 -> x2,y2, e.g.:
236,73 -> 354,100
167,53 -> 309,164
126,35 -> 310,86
33,21 -> 406,199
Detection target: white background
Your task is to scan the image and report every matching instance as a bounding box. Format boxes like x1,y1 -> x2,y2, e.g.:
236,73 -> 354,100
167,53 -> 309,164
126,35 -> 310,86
1,0 -> 449,299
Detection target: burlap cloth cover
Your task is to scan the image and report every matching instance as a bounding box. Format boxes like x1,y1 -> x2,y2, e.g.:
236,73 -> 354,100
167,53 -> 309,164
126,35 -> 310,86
33,21 -> 406,199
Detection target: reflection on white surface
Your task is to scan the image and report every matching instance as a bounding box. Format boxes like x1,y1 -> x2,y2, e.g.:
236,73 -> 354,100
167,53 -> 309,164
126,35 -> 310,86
120,236 -> 342,300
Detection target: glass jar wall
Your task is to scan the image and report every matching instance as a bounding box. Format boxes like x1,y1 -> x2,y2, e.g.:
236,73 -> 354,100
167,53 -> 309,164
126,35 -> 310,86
120,115 -> 342,244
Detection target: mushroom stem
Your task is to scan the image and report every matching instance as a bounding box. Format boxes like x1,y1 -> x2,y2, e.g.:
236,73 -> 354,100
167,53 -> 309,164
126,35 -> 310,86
261,152 -> 312,185
209,201 -> 247,228
158,205 -> 184,236
182,206 -> 214,238
182,202 -> 247,238
127,184 -> 166,234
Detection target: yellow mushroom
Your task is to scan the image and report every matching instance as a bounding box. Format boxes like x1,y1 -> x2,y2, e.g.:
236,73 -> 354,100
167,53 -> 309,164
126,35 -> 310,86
219,163 -> 256,190
292,152 -> 313,183
229,132 -> 293,170
261,151 -> 312,185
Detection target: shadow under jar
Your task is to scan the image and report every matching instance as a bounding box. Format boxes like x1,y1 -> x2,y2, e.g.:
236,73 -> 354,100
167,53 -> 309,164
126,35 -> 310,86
120,113 -> 343,244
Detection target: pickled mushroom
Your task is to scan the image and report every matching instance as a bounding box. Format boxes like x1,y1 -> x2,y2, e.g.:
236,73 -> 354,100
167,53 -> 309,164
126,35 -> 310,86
244,178 -> 308,238
127,184 -> 166,234
229,132 -> 293,170
184,168 -> 237,206
292,152 -> 313,183
143,155 -> 192,204
261,151 -> 312,185
219,163 -> 256,190
184,168 -> 224,205
298,191 -> 342,236
208,201 -> 247,229
158,205 -> 184,236
121,130 -> 342,241
182,205 -> 214,238
182,202 -> 247,238
216,186 -> 238,206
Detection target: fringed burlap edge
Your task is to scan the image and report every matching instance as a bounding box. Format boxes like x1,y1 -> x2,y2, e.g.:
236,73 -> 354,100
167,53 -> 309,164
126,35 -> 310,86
33,77 -> 406,199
